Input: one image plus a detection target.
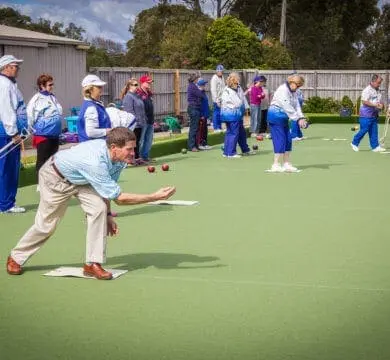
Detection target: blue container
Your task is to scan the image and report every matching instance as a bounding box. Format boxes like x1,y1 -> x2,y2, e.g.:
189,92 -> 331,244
65,116 -> 78,133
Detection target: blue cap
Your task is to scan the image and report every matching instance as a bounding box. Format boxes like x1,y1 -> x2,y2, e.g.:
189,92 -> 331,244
216,64 -> 224,71
197,79 -> 208,86
253,75 -> 266,83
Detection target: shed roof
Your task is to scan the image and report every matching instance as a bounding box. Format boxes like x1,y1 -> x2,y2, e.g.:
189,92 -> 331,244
0,25 -> 89,47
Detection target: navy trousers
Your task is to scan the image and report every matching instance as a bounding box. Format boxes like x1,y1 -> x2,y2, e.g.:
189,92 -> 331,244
0,137 -> 21,212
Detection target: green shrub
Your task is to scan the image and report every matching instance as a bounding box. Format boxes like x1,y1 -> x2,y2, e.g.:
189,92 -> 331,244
302,96 -> 342,114
341,96 -> 354,112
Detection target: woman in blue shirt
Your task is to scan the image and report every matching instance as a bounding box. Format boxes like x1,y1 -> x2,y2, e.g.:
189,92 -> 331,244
27,74 -> 63,183
77,74 -> 111,142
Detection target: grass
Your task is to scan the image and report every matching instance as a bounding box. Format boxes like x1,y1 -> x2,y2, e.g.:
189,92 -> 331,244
1,124 -> 390,360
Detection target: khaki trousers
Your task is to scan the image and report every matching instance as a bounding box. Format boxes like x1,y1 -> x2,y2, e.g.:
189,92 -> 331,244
11,159 -> 108,265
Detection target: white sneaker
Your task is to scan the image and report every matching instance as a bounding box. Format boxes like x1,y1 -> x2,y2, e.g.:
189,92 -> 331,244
372,146 -> 386,152
292,137 -> 302,141
227,154 -> 242,158
351,143 -> 359,152
214,129 -> 222,133
250,133 -> 258,138
270,163 -> 285,172
1,206 -> 26,214
283,163 -> 299,172
199,145 -> 212,150
265,134 -> 272,139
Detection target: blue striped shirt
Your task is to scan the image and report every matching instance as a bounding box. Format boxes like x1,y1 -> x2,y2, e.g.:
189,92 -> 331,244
54,139 -> 126,200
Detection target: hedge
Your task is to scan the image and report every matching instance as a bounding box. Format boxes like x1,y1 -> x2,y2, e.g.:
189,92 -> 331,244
306,114 -> 387,124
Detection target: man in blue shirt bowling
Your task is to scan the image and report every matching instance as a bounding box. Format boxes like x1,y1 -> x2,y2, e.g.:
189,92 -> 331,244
6,127 -> 176,280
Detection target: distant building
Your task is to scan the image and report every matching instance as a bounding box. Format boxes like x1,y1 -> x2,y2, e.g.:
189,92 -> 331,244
0,24 -> 89,117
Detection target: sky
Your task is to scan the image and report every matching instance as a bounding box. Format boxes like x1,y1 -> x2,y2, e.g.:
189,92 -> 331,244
1,0 -> 389,45
0,0 -> 159,44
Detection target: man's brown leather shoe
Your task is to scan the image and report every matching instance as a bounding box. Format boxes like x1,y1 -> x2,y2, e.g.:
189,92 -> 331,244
83,263 -> 112,280
7,256 -> 23,275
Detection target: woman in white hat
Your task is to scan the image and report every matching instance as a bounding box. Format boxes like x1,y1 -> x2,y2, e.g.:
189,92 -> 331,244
77,74 -> 111,142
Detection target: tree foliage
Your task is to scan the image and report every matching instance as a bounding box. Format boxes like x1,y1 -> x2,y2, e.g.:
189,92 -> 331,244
126,4 -> 211,68
360,4 -> 390,69
0,7 -> 86,40
206,15 -> 262,69
230,0 -> 380,69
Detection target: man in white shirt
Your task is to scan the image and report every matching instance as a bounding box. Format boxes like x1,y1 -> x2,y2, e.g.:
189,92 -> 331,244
0,55 -> 26,214
210,64 -> 225,132
351,74 -> 386,152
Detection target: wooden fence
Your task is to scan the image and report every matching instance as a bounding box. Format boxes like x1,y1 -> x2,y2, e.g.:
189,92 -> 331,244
90,67 -> 390,120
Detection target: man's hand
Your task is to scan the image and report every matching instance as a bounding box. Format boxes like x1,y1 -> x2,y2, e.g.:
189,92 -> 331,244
153,186 -> 176,200
376,103 -> 384,110
107,216 -> 119,236
12,135 -> 22,144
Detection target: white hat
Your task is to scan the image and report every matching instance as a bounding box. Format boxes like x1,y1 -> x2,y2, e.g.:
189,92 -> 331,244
0,55 -> 23,69
81,74 -> 106,87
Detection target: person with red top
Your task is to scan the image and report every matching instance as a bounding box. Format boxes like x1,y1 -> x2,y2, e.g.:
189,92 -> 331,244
249,75 -> 265,137
27,74 -> 63,187
137,75 -> 155,162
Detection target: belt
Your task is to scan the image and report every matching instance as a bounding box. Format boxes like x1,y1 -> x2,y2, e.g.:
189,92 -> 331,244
51,160 -> 69,183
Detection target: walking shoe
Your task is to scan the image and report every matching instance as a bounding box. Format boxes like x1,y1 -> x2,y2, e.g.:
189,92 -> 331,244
372,146 -> 386,152
191,148 -> 200,152
1,206 -> 26,214
250,133 -> 258,138
83,263 -> 113,280
7,256 -> 23,275
214,129 -> 222,133
283,163 -> 299,172
351,143 -> 359,152
270,163 -> 285,172
292,137 -> 303,141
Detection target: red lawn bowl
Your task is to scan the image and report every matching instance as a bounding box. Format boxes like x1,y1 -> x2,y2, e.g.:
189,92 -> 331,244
147,166 -> 155,173
256,135 -> 264,141
161,164 -> 169,171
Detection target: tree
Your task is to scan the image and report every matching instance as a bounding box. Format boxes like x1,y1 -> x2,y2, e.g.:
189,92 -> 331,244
91,37 -> 125,54
360,4 -> 390,69
206,15 -> 262,69
126,4 -> 211,67
0,7 -> 32,28
0,7 -> 85,41
230,0 -> 380,69
260,38 -> 293,69
160,18 -> 211,68
63,22 -> 85,41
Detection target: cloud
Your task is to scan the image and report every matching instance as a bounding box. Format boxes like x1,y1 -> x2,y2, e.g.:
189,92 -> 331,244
1,0 -> 158,44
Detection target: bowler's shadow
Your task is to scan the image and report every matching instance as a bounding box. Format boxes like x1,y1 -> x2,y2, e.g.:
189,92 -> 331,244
298,163 -> 344,170
26,252 -> 224,273
106,252 -> 224,272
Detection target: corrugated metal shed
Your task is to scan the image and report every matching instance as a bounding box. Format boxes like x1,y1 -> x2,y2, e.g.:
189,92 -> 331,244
0,25 -> 88,119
